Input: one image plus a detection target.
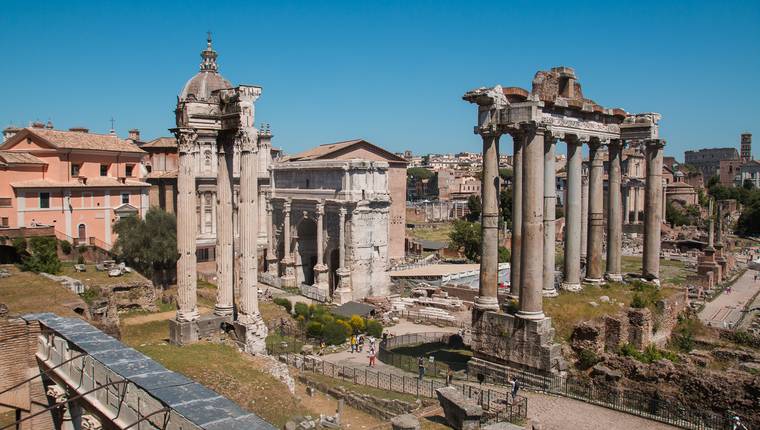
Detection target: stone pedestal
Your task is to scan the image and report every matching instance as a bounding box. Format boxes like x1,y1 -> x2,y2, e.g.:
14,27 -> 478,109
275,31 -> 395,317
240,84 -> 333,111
266,256 -> 279,276
233,313 -> 268,355
281,259 -> 296,288
333,268 -> 352,304
169,313 -> 232,346
436,386 -> 482,430
469,310 -> 565,375
314,263 -> 329,292
391,414 -> 420,430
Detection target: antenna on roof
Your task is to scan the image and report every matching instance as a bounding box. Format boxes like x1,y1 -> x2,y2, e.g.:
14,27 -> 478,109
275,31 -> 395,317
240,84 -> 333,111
109,117 -> 116,135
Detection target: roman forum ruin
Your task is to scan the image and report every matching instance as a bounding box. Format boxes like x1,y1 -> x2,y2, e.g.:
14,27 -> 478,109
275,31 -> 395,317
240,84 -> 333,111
169,36 -> 267,352
464,67 -> 664,374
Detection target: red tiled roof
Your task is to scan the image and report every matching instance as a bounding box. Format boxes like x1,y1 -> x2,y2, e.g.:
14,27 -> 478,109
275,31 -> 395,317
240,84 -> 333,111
284,139 -> 406,163
11,178 -> 150,188
2,128 -> 145,154
0,151 -> 46,165
142,137 -> 177,150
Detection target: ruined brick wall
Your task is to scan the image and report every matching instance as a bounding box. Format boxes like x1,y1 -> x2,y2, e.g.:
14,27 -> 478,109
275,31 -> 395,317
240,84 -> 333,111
603,315 -> 629,353
0,316 -> 54,430
651,291 -> 688,347
627,308 -> 652,349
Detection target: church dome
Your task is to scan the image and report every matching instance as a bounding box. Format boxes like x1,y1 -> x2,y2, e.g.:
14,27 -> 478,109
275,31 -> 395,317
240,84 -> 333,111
180,35 -> 232,101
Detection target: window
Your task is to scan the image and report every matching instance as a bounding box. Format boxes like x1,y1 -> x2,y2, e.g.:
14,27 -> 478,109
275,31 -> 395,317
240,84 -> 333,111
121,193 -> 129,205
1,217 -> 7,227
71,163 -> 81,176
39,192 -> 50,209
100,164 -> 109,176
126,164 -> 135,176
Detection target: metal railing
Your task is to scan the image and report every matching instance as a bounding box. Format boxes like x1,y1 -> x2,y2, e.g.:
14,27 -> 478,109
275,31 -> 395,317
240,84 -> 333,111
281,353 -> 527,425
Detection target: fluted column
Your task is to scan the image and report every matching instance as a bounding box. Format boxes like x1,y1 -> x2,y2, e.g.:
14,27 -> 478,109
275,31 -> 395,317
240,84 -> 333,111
606,140 -> 623,281
237,129 -> 259,320
542,133 -> 558,297
475,129 -> 502,311
585,139 -> 604,283
622,184 -> 629,224
562,136 -> 582,291
281,199 -> 295,287
633,187 -> 641,224
517,124 -> 545,320
215,141 -> 234,316
643,139 -> 665,282
266,199 -> 278,275
334,206 -> 352,303
175,129 -> 199,322
511,133 -> 523,298
314,201 -> 329,291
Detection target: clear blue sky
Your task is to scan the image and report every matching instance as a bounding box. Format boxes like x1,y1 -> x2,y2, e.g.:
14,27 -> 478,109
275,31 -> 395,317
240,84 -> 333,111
1,0 -> 759,159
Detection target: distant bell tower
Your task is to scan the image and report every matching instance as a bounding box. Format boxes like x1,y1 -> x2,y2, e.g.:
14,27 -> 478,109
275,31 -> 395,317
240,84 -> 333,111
741,132 -> 752,162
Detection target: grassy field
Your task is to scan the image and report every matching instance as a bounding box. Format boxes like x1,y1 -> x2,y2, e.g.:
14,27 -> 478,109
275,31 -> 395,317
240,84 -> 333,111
407,223 -> 453,243
620,256 -> 690,287
0,265 -> 83,317
60,262 -> 144,286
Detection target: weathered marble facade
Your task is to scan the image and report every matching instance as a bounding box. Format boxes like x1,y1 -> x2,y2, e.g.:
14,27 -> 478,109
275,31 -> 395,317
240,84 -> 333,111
267,160 -> 391,303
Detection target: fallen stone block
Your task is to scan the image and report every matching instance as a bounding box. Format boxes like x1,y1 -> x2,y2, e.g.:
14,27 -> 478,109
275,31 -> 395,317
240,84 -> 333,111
436,386 -> 482,430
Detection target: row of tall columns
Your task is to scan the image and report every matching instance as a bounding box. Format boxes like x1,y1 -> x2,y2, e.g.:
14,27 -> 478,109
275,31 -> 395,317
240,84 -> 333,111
176,130 -> 199,322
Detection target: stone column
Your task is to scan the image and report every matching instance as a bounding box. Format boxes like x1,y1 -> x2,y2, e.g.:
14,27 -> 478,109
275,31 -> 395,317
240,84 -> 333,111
266,199 -> 278,276
633,187 -> 641,224
236,129 -> 267,350
605,140 -> 623,281
281,199 -> 296,287
175,129 -> 199,322
517,124 -> 545,321
622,184 -> 629,225
581,173 -> 589,262
562,136 -> 582,291
313,201 -> 329,293
215,141 -> 234,316
476,130 -> 501,311
542,133 -> 558,297
585,139 -> 604,283
334,207 -> 352,304
510,133 -> 523,298
643,139 -> 665,283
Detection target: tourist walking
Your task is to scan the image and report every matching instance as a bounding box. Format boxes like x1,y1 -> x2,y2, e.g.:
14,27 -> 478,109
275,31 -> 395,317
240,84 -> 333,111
510,377 -> 520,400
358,335 -> 365,352
417,356 -> 425,380
446,369 -> 454,386
368,347 -> 376,367
350,335 -> 357,353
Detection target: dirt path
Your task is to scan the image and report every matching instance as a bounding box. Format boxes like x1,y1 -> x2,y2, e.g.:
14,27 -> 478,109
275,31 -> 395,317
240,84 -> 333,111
121,306 -> 211,325
699,268 -> 758,328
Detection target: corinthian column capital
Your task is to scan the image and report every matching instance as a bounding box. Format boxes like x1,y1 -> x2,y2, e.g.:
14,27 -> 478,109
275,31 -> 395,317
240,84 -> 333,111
175,128 -> 198,154
236,128 -> 257,153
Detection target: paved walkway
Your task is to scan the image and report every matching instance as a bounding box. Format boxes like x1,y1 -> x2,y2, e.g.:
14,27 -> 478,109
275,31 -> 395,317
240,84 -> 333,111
699,268 -> 759,329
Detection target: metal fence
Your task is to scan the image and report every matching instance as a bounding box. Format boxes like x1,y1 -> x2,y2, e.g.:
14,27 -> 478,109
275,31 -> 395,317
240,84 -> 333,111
281,353 -> 527,425
378,331 -> 731,430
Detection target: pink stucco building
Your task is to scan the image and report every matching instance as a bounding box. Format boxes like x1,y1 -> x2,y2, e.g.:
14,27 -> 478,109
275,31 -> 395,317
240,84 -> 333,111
0,125 -> 149,249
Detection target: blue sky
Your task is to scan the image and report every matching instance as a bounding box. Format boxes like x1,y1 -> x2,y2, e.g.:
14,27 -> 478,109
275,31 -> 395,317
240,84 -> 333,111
1,0 -> 759,159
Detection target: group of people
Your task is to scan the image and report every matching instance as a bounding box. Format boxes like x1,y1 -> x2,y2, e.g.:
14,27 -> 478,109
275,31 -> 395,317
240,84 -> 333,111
349,334 -> 377,367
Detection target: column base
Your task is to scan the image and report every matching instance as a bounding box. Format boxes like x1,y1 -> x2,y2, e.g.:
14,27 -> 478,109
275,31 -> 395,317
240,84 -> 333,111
474,296 -> 500,311
561,282 -> 582,292
605,273 -> 624,282
334,268 -> 352,304
314,264 -> 329,290
234,313 -> 268,355
266,257 -> 279,277
583,277 -> 603,285
169,313 -> 232,346
176,308 -> 199,323
516,310 -> 546,321
542,288 -> 559,297
214,304 -> 234,317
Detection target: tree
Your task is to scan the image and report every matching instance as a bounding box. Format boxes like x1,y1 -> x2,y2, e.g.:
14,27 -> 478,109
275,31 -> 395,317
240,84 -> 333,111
449,220 -> 481,262
499,189 -> 512,228
706,175 -> 719,188
498,246 -> 510,263
466,195 -> 482,221
744,179 -> 755,190
20,236 -> 61,274
112,207 -> 178,286
498,168 -> 513,180
406,167 -> 435,181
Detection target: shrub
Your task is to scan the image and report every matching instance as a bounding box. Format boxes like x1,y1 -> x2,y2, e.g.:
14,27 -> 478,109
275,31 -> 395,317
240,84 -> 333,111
77,244 -> 88,254
323,320 -> 351,345
630,294 -> 646,309
504,299 -> 519,315
59,240 -> 72,255
620,343 -> 677,363
77,255 -> 86,265
349,315 -> 366,334
20,236 -> 61,274
294,302 -> 309,319
273,298 -> 292,313
577,349 -> 600,370
306,321 -> 323,338
366,319 -> 383,338
12,237 -> 26,253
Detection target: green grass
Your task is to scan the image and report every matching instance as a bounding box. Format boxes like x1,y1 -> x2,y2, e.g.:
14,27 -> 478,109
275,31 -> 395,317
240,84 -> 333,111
0,264 -> 83,317
299,370 -> 422,403
60,262 -> 144,286
620,256 -> 689,287
407,223 -> 453,243
121,320 -> 313,427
